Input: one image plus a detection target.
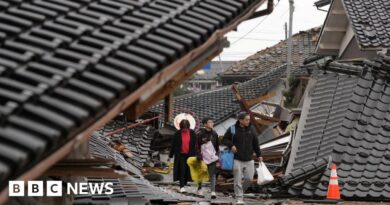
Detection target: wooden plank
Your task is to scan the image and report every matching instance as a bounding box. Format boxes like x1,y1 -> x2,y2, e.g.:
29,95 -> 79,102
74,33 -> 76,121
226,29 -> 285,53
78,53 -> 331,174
164,93 -> 173,123
256,119 -> 274,126
246,91 -> 276,107
55,158 -> 116,167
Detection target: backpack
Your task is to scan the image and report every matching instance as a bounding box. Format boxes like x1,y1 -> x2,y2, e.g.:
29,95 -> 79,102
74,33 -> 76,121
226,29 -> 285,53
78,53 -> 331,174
219,125 -> 236,171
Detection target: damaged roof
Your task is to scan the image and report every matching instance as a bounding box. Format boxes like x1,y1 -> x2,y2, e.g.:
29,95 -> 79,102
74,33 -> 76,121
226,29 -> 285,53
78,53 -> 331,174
151,65 -> 286,126
343,0 -> 390,49
0,0 -> 267,193
220,27 -> 320,78
285,52 -> 390,199
74,176 -> 200,204
287,72 -> 359,174
89,124 -> 155,176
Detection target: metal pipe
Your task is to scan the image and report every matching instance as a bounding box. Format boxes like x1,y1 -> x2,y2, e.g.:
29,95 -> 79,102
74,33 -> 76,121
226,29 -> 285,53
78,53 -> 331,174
249,0 -> 274,20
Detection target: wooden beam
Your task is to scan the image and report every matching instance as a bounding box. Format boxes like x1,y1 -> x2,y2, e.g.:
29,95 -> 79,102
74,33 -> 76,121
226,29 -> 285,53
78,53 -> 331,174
318,43 -> 340,51
338,23 -> 354,57
331,9 -> 346,15
251,112 -> 280,122
256,119 -> 274,126
164,93 -> 173,123
231,85 -> 262,134
56,158 -> 116,166
126,48 -> 222,118
246,91 -> 276,107
323,27 -> 347,33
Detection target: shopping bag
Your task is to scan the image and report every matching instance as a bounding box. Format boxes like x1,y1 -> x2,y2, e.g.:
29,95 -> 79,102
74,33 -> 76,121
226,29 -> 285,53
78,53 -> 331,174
201,141 -> 219,164
257,162 -> 274,185
219,125 -> 236,171
187,157 -> 209,183
219,149 -> 234,171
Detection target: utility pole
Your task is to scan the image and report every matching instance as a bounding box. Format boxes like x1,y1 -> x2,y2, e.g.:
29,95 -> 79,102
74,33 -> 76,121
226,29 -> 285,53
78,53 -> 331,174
286,0 -> 294,89
218,55 -> 223,71
284,22 -> 288,40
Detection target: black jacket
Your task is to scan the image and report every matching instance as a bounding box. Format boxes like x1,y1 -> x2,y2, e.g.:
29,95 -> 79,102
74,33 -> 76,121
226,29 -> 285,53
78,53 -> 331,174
196,128 -> 219,159
169,129 -> 197,158
222,121 -> 261,161
169,129 -> 197,182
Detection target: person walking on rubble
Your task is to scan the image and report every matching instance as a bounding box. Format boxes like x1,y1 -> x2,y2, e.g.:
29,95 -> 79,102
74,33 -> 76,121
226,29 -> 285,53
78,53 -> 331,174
196,117 -> 219,199
168,119 -> 197,193
222,112 -> 262,205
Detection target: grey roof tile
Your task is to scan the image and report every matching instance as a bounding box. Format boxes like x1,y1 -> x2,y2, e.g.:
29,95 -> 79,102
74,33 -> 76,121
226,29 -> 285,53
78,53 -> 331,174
151,65 -> 286,126
89,124 -> 155,175
288,73 -> 359,178
342,0 -> 390,49
74,176 -> 200,204
286,54 -> 390,199
0,0 -> 265,189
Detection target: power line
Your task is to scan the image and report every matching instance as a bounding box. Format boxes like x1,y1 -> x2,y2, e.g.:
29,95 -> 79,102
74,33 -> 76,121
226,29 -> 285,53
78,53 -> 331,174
230,0 -> 282,45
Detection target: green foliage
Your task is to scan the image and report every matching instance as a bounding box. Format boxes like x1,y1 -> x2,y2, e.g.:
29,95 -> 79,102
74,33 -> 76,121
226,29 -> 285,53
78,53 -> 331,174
283,76 -> 300,105
288,76 -> 299,89
283,89 -> 294,104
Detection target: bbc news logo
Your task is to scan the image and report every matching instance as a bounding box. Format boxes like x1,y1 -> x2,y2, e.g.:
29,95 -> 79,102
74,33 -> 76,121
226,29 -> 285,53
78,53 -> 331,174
9,181 -> 114,197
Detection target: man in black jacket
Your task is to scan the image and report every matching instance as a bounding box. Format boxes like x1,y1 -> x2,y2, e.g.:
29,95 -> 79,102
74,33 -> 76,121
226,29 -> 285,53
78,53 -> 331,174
222,112 -> 262,204
196,117 -> 219,198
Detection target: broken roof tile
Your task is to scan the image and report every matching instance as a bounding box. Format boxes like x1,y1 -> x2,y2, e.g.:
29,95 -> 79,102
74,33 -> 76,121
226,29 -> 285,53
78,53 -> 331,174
343,0 -> 390,49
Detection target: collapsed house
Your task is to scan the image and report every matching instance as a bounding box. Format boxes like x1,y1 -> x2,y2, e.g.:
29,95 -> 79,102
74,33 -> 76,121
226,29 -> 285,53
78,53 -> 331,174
280,52 -> 390,199
273,0 -> 390,200
150,64 -> 287,137
0,0 -> 276,204
2,0 -> 389,203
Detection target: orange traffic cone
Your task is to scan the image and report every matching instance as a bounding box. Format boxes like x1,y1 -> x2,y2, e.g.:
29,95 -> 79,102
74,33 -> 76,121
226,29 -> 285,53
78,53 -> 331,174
327,163 -> 341,200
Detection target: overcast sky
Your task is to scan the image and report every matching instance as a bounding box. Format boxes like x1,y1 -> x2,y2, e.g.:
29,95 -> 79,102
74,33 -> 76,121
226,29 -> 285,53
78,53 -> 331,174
215,0 -> 329,61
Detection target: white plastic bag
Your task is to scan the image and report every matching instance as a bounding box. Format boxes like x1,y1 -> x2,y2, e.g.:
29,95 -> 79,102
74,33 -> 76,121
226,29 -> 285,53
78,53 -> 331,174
257,162 -> 274,185
201,141 -> 219,164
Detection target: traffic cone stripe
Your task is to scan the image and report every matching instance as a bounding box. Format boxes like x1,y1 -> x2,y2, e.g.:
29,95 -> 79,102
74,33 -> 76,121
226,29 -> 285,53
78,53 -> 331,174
329,179 -> 338,185
331,169 -> 337,176
327,163 -> 341,200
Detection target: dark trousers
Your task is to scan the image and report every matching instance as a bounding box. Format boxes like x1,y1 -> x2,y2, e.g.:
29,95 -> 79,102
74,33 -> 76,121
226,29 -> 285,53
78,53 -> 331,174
178,154 -> 190,188
198,161 -> 217,192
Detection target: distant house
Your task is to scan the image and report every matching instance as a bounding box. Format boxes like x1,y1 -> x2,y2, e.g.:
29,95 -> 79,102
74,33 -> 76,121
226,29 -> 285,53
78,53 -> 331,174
219,27 -> 321,86
184,61 -> 236,92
